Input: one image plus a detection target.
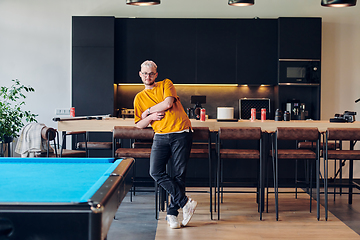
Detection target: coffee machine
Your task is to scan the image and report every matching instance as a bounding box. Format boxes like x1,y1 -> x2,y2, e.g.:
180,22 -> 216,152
187,95 -> 206,120
286,99 -> 302,120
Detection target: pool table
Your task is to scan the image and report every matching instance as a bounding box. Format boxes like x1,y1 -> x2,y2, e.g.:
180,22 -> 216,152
0,157 -> 134,240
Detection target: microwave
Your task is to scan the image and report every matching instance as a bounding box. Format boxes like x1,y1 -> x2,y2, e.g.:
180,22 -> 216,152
279,59 -> 320,84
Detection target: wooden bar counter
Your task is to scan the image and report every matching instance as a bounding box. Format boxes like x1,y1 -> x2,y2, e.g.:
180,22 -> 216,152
57,118 -> 360,133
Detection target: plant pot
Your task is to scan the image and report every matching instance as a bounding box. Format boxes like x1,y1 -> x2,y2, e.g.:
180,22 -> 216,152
0,136 -> 13,157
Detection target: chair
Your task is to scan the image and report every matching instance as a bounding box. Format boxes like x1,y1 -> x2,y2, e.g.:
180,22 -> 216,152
271,127 -> 320,221
60,131 -> 87,157
324,128 -> 360,221
112,126 -> 155,210
35,126 -> 59,157
187,127 -> 213,219
297,139 -> 341,201
76,132 -> 120,157
216,127 -> 263,220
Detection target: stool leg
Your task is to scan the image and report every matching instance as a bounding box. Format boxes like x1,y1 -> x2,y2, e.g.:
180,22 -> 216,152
295,159 -> 298,199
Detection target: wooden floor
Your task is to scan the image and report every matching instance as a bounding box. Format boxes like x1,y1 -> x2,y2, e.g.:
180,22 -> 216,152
155,188 -> 360,240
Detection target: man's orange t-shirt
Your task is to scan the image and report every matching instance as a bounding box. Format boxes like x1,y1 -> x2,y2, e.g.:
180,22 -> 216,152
134,79 -> 191,134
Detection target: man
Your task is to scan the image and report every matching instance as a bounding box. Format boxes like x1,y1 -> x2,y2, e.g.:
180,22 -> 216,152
133,60 -> 197,229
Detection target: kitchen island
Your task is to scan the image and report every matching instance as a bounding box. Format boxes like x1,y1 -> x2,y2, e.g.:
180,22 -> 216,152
57,117 -> 360,133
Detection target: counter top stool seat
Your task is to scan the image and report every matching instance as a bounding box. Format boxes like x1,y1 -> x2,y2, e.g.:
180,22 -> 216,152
35,126 -> 59,158
324,128 -> 360,221
187,127 -> 213,219
112,126 -> 155,212
271,127 -> 320,221
217,127 -> 263,220
60,131 -> 87,158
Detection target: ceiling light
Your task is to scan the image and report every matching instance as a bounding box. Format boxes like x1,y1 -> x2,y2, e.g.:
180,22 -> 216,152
228,0 -> 254,6
126,0 -> 160,6
321,0 -> 357,7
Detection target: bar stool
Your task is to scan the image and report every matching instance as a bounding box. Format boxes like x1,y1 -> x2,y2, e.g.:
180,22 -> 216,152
324,128 -> 360,221
76,132 -> 121,157
35,126 -> 59,157
152,127 -> 213,219
187,127 -> 213,219
60,131 -> 87,157
297,139 -> 341,201
271,127 -> 320,221
112,126 -> 155,211
216,127 -> 263,220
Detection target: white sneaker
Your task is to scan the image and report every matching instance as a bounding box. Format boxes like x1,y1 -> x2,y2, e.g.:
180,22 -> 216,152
166,215 -> 181,229
182,198 -> 197,226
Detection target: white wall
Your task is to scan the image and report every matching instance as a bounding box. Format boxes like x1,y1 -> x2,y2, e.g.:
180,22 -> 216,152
1,0 -> 360,176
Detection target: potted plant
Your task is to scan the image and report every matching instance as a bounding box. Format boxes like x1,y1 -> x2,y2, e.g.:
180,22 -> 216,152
0,79 -> 38,156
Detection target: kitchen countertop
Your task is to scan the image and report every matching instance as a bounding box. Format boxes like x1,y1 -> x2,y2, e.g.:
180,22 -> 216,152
56,118 -> 360,133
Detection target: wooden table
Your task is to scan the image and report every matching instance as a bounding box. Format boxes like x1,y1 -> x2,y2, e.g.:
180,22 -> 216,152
57,118 -> 360,133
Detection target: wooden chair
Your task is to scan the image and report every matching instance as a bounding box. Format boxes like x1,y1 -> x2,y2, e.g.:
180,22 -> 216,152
271,127 -> 320,221
216,127 -> 263,220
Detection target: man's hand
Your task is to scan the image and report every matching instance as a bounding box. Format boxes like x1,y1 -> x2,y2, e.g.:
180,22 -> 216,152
147,111 -> 165,121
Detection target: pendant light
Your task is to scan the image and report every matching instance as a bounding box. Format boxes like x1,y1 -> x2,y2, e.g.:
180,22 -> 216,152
126,0 -> 160,6
228,0 -> 254,6
321,0 -> 356,7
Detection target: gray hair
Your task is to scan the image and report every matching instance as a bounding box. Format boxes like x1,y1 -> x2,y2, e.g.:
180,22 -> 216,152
141,60 -> 157,70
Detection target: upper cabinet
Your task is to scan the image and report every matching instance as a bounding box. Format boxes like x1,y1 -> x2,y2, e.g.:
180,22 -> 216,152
72,16 -> 115,116
115,18 -> 158,84
156,19 -> 197,84
236,19 -> 278,85
196,19 -> 237,84
75,17 -> 321,85
278,17 -> 322,60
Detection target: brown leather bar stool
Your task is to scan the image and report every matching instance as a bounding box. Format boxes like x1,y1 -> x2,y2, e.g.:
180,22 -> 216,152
112,126 -> 156,211
216,127 -> 263,220
35,126 -> 59,157
271,127 -> 320,221
324,128 -> 360,221
297,139 -> 341,201
60,131 -> 87,157
76,132 -> 121,157
187,127 -> 213,219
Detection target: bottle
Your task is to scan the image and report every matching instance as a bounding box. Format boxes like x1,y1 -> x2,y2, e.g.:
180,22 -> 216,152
284,111 -> 290,121
275,109 -> 282,121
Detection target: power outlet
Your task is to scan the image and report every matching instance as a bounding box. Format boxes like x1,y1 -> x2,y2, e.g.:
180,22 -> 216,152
55,108 -> 70,115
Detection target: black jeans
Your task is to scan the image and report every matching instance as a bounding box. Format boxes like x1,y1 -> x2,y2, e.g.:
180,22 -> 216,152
149,131 -> 193,216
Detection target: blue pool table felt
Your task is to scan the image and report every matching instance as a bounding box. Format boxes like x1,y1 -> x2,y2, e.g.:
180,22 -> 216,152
0,158 -> 121,203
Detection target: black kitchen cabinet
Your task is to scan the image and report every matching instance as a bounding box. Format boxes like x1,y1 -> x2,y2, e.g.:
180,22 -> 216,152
115,18 -> 158,84
278,17 -> 322,60
196,19 -> 237,84
155,19 -> 197,84
236,19 -> 278,85
72,16 -> 114,116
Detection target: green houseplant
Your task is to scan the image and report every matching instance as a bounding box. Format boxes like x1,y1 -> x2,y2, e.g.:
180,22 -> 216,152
0,79 -> 38,144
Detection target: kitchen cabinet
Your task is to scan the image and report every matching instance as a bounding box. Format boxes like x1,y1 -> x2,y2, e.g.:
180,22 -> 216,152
236,19 -> 278,85
278,17 -> 322,60
115,18 -> 158,84
196,19 -> 237,84
155,19 -> 197,84
72,16 -> 114,116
